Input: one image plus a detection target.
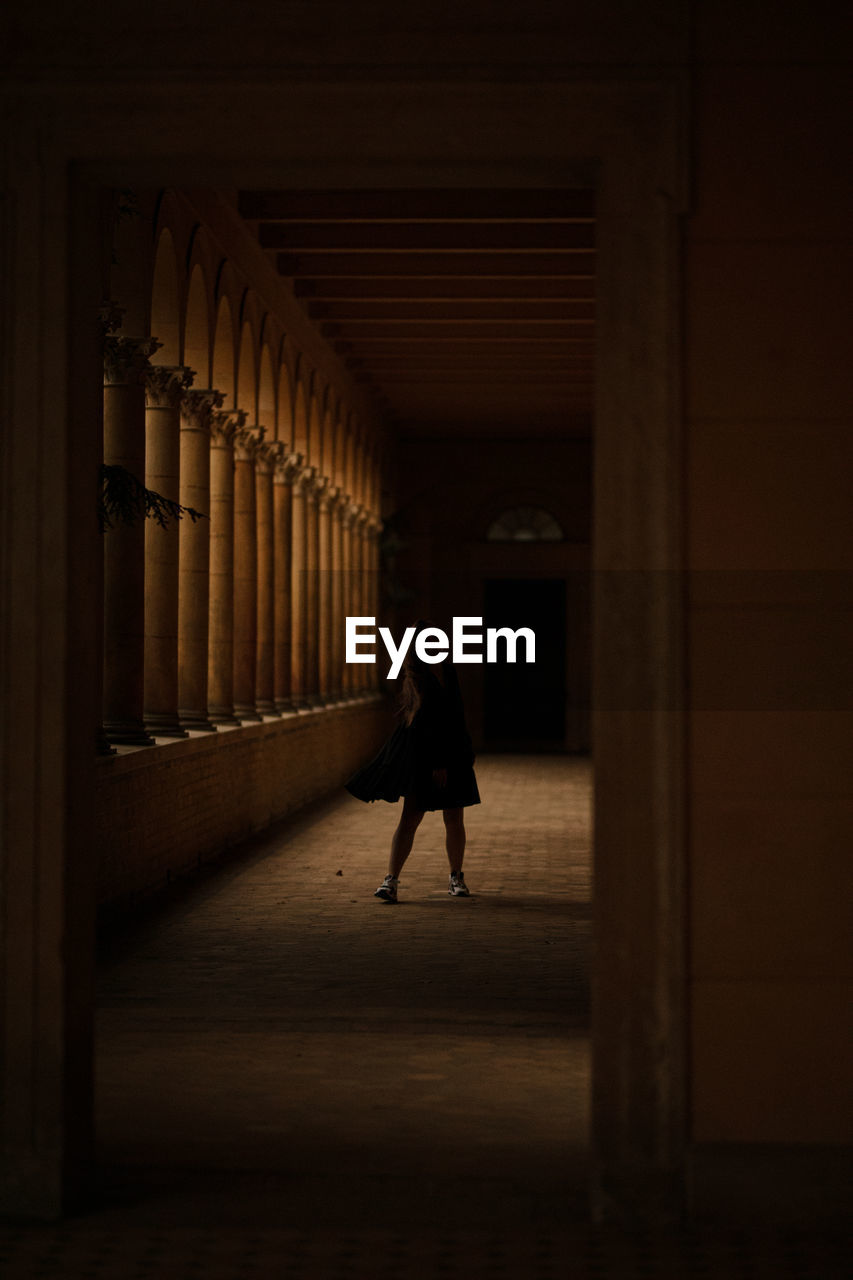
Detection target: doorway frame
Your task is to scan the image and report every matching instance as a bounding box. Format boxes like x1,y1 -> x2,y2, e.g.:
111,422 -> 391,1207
0,76 -> 688,1219
481,576 -> 569,750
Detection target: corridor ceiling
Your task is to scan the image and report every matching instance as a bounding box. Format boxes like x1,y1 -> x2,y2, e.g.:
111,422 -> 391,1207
238,189 -> 595,438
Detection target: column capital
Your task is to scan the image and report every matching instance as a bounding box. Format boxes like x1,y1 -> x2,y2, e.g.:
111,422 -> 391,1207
366,513 -> 383,537
210,407 -> 247,448
296,463 -> 318,496
273,450 -> 305,486
314,475 -> 332,510
144,364 -> 195,409
180,388 -> 225,433
104,335 -> 162,387
233,422 -> 266,462
255,438 -> 284,476
326,484 -> 344,512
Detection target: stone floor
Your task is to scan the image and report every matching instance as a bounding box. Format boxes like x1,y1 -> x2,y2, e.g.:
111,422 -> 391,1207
1,756 -> 848,1276
94,755 -> 590,1220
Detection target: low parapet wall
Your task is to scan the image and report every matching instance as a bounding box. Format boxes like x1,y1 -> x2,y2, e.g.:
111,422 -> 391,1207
96,698 -> 390,909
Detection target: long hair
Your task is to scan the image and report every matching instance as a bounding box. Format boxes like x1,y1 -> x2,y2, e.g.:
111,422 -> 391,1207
398,621 -> 438,726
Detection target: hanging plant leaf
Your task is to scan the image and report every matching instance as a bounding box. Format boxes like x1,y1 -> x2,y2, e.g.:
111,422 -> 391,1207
99,464 -> 206,533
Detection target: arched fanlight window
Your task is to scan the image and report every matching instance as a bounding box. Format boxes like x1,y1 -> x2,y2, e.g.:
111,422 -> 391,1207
486,505 -> 564,542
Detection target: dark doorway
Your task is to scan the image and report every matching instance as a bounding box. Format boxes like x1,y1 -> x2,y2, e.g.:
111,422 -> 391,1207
483,578 -> 567,749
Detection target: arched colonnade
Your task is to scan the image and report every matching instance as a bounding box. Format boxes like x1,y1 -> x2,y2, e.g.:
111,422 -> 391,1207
101,193 -> 384,747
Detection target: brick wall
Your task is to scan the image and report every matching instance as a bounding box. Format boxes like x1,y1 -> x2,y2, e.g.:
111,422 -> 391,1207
96,700 -> 391,908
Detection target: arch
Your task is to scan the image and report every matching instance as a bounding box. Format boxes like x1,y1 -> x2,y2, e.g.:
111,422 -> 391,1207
333,409 -> 347,490
150,228 -> 180,366
258,342 -> 275,436
183,262 -> 210,385
370,444 -> 380,514
293,378 -> 309,456
308,391 -> 321,469
321,397 -> 335,481
236,319 -> 256,417
353,430 -> 367,508
364,438 -> 375,513
276,360 -> 293,446
370,444 -> 383,518
344,415 -> 358,499
212,295 -> 235,408
362,440 -> 375,515
486,505 -> 564,542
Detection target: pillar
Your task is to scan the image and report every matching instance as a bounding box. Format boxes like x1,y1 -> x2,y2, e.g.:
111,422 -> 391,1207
366,515 -> 383,692
354,506 -> 369,695
102,334 -> 160,745
177,388 -> 223,731
290,464 -> 315,710
233,423 -> 263,722
143,365 -> 194,738
304,474 -> 322,705
316,477 -> 334,703
329,487 -> 344,701
341,496 -> 355,698
207,409 -> 243,725
255,439 -> 281,716
273,451 -> 302,712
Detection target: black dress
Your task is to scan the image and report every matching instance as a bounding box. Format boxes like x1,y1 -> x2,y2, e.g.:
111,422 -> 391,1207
345,663 -> 480,811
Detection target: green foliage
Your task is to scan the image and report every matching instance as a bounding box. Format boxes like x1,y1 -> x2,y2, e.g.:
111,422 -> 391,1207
99,464 -> 205,533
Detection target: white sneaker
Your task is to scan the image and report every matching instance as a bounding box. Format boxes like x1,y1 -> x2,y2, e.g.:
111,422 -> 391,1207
448,870 -> 470,897
374,875 -> 398,903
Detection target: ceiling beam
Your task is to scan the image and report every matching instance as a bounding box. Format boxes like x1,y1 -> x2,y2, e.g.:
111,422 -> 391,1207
321,321 -> 592,341
260,222 -> 595,251
294,277 -> 595,300
361,373 -> 595,384
335,339 -> 594,353
277,251 -> 594,277
239,189 -> 598,431
239,188 -> 595,221
345,352 -> 594,364
344,356 -> 593,369
308,300 -> 595,322
394,421 -> 593,438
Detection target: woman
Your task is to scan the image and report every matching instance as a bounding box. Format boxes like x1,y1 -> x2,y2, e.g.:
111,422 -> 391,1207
345,626 -> 480,903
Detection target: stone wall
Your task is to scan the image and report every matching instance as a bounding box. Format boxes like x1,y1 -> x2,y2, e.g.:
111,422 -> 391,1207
685,5 -> 853,1147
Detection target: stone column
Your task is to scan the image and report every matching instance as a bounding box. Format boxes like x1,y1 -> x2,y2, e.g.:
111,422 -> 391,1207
207,409 -> 244,725
353,506 -> 369,695
290,464 -> 315,710
304,473 -> 323,705
316,477 -> 335,704
340,496 -> 356,698
255,439 -> 281,717
273,451 -> 302,712
366,515 -> 383,692
143,365 -> 194,738
232,423 -> 264,722
346,502 -> 361,697
329,487 -> 344,701
102,333 -> 160,745
178,389 -> 223,731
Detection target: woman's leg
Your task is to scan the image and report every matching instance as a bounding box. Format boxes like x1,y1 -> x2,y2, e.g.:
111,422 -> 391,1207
388,795 -> 425,878
442,807 -> 466,873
